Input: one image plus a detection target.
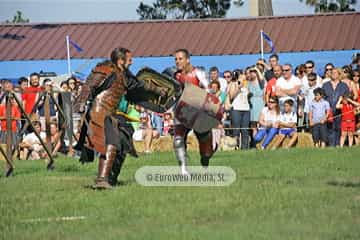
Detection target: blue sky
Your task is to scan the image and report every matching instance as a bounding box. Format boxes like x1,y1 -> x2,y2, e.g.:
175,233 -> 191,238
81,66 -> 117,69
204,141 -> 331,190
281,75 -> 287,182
1,0 -> 358,23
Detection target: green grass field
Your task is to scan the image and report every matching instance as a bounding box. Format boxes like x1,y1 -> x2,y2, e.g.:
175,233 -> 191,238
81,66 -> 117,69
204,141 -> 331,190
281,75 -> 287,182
1,147 -> 360,240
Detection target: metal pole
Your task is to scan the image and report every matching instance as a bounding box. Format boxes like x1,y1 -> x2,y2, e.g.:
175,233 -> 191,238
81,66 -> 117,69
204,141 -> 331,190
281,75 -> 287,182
66,35 -> 71,76
260,30 -> 264,60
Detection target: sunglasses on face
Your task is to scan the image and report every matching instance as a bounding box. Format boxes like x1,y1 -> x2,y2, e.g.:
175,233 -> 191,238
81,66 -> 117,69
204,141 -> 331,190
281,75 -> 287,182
305,66 -> 313,69
282,69 -> 291,72
224,75 -> 232,78
268,101 -> 276,104
326,68 -> 333,71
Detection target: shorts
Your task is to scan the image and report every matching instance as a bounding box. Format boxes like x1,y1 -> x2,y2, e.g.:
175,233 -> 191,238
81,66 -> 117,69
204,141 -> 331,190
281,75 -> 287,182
311,123 -> 327,143
341,121 -> 355,132
133,129 -> 144,141
279,128 -> 296,137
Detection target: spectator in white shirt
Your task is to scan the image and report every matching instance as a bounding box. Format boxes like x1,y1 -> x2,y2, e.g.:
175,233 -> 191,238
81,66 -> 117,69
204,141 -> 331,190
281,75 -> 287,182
272,99 -> 298,149
253,96 -> 280,149
226,71 -> 250,149
299,72 -> 321,130
19,121 -> 47,160
275,64 -> 302,112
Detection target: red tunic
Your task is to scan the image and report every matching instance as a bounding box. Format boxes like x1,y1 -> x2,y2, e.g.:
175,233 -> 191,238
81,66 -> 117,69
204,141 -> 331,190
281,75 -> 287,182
341,103 -> 355,132
22,86 -> 43,114
0,104 -> 21,132
176,69 -> 200,87
265,77 -> 277,97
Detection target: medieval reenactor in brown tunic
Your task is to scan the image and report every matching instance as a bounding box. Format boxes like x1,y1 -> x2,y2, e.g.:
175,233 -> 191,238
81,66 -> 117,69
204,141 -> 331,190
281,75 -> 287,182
76,47 -> 170,189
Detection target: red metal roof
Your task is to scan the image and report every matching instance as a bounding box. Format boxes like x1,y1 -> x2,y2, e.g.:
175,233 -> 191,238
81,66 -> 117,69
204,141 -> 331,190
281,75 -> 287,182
0,12 -> 359,61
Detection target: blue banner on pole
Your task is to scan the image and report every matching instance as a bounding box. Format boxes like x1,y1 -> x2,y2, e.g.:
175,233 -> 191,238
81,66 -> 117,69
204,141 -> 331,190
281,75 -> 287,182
261,32 -> 275,53
69,38 -> 84,53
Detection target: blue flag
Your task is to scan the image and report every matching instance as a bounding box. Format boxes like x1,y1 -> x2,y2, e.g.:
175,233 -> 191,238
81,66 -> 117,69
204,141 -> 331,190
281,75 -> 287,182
261,31 -> 275,53
69,38 -> 84,53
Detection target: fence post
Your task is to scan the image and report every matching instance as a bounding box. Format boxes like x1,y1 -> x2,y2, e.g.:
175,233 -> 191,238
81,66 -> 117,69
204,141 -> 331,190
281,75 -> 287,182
44,92 -> 52,156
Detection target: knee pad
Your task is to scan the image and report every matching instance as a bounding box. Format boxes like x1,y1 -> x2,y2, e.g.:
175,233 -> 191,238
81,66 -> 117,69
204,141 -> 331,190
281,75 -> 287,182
173,136 -> 185,149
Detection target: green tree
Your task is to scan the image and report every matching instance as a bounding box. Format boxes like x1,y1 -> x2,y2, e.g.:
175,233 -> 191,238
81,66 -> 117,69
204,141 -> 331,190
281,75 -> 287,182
6,10 -> 30,23
300,0 -> 357,12
136,0 -> 235,20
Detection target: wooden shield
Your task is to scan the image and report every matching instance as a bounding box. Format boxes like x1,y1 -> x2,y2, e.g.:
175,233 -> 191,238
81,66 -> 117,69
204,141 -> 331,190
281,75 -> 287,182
174,83 -> 223,133
135,67 -> 182,113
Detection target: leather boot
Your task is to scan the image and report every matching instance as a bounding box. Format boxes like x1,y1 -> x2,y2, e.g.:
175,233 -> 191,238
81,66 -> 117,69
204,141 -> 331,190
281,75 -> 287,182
93,145 -> 117,190
108,155 -> 125,186
200,155 -> 211,168
97,155 -> 105,178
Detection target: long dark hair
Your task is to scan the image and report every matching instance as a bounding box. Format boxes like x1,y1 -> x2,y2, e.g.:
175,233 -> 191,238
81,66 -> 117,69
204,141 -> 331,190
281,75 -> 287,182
269,96 -> 280,115
351,69 -> 360,87
110,47 -> 130,65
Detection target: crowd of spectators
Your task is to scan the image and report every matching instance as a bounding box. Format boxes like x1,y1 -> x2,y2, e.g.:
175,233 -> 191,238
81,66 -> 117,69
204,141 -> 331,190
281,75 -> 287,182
219,53 -> 360,149
1,53 -> 360,160
121,52 -> 360,151
0,73 -> 83,160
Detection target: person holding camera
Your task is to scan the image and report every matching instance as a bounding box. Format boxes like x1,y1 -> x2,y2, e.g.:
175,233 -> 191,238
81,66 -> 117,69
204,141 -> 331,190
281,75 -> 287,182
226,70 -> 251,149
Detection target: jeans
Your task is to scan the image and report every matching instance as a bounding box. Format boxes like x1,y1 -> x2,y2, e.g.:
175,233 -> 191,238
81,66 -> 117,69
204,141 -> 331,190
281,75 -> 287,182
152,113 -> 163,136
231,110 -> 250,149
254,127 -> 278,149
327,117 -> 341,146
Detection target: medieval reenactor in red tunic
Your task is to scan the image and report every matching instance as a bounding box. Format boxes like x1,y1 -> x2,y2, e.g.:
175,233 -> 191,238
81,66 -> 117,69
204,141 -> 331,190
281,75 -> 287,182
172,49 -> 223,175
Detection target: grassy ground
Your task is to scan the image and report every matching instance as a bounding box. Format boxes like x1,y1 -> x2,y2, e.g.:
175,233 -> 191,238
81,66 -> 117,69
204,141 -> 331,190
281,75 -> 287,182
1,147 -> 360,240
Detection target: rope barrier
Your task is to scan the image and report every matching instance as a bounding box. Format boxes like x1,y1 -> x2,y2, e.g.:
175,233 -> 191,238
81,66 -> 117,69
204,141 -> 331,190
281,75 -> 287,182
1,87 -> 359,132
0,88 -> 74,94
1,108 -> 357,130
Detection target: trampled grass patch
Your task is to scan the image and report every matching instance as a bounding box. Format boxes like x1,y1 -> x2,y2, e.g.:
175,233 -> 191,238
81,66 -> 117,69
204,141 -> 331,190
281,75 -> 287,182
1,147 -> 360,240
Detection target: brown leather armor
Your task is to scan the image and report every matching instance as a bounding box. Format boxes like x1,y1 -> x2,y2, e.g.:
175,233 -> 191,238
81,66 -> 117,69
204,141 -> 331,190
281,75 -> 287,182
84,62 -> 126,154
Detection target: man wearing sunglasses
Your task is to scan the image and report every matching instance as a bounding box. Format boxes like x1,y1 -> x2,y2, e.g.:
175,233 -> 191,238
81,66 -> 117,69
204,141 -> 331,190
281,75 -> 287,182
275,64 -> 301,112
303,60 -> 323,86
300,72 -> 322,130
322,63 -> 335,84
